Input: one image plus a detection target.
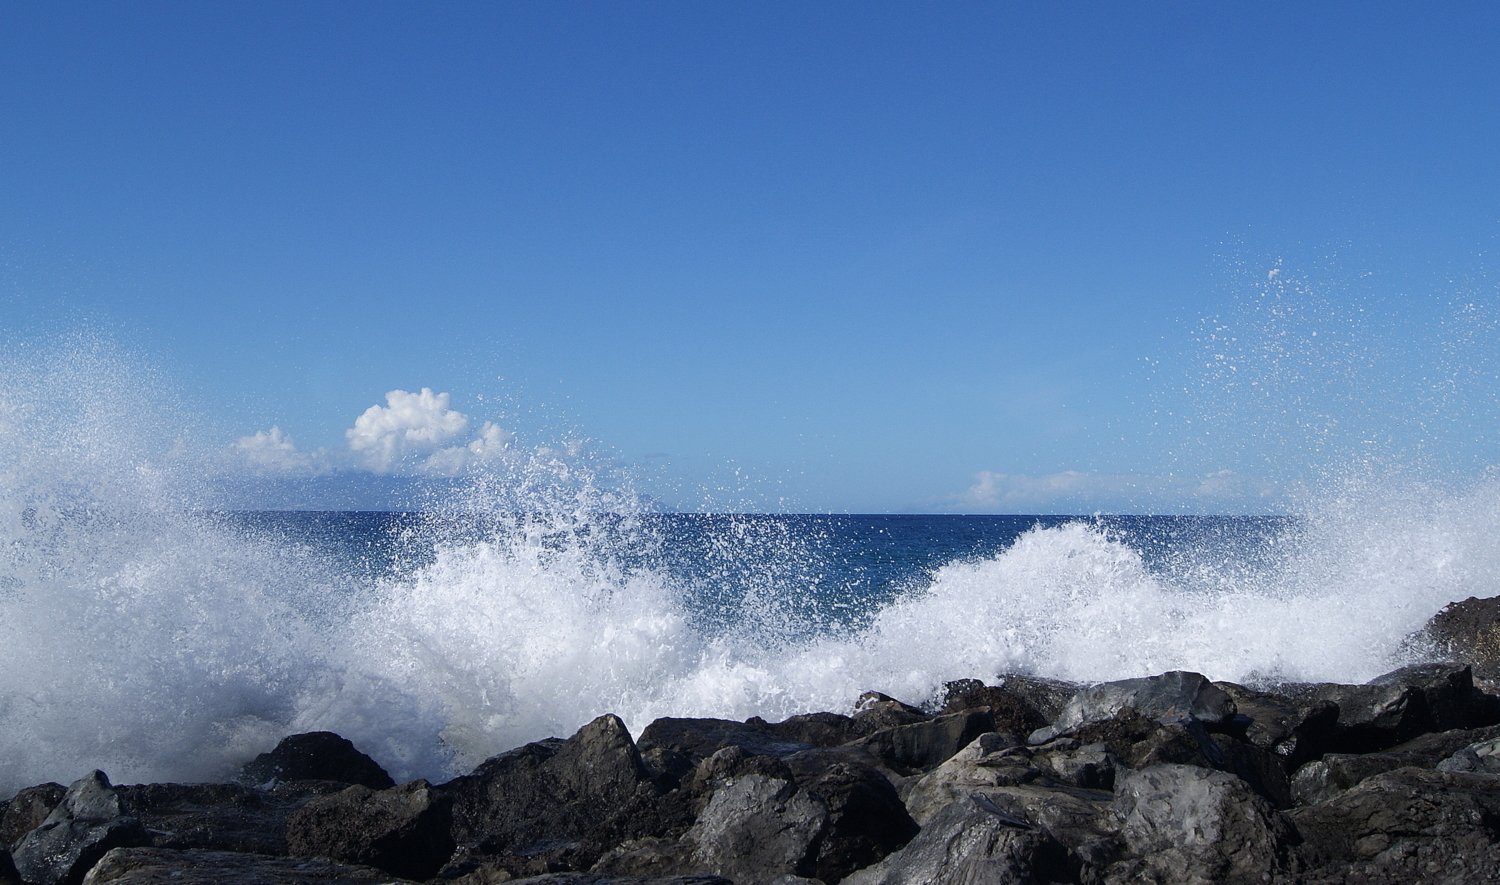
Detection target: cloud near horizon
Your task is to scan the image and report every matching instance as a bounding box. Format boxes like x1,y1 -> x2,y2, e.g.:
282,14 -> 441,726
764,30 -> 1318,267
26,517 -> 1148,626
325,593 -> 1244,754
950,468 -> 1280,513
232,388 -> 513,478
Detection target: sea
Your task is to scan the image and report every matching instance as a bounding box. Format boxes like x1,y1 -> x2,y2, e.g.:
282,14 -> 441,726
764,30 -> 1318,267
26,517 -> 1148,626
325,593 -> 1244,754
3,323 -> 1499,795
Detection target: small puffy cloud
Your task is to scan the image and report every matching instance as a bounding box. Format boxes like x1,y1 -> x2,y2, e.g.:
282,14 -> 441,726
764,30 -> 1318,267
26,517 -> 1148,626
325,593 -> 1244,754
231,389 -> 517,482
232,426 -> 328,476
347,388 -> 471,474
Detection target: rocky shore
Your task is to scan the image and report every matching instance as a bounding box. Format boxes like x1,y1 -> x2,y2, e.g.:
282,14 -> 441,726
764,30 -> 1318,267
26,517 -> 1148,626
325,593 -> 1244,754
5,595 -> 1500,885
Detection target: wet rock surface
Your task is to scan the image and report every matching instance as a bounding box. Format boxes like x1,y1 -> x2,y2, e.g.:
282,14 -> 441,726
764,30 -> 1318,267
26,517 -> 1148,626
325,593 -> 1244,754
6,603 -> 1500,885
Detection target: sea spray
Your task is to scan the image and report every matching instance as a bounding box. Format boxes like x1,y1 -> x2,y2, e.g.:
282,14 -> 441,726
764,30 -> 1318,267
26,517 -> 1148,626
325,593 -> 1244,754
0,340 -> 343,792
3,264 -> 1499,793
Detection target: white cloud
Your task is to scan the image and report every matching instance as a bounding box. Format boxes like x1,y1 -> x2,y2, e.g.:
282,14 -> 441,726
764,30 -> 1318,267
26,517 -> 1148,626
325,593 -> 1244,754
956,469 -> 1101,511
419,420 -> 514,476
346,388 -> 471,474
230,389 -> 518,481
232,426 -> 328,476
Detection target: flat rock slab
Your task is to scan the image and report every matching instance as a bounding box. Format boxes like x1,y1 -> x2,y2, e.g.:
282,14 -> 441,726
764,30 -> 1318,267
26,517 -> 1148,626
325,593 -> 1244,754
79,847 -> 409,884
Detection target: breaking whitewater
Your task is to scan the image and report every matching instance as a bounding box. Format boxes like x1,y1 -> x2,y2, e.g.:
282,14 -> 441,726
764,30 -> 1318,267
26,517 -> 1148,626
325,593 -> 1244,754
4,333 -> 1499,799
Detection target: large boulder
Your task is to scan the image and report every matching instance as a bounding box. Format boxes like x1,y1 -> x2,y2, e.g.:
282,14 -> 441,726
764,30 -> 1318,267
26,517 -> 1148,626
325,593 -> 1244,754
1416,594 -> 1500,686
683,771 -> 825,884
849,692 -> 929,730
1289,721 -> 1500,803
754,712 -> 877,750
78,847 -> 410,884
1436,734 -> 1500,773
287,780 -> 453,880
1105,763 -> 1298,884
780,754 -> 918,880
1030,671 -> 1234,743
117,781 -> 346,857
842,795 -> 1076,885
899,733 -> 1120,870
1289,767 -> 1500,881
237,733 -> 394,790
1,784 -> 66,848
442,714 -> 661,873
675,745 -> 916,884
11,772 -> 146,885
847,710 -> 996,777
635,718 -> 814,766
1213,682 -> 1341,767
1270,663 -> 1497,756
936,677 -> 1060,735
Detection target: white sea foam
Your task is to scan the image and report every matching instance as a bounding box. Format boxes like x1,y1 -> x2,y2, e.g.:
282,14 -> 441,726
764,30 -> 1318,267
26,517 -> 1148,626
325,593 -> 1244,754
3,327 -> 1498,793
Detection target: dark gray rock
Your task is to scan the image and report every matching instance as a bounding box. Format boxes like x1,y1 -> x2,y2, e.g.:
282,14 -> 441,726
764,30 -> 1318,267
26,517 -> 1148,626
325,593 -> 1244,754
78,847 -> 410,884
1271,662 -> 1494,756
442,714 -> 662,874
683,770 -> 824,884
287,780 -> 453,880
11,772 -> 146,885
1289,766 -> 1500,881
755,711 -> 877,749
2,784 -> 66,849
848,710 -> 996,776
237,732 -> 394,790
589,836 -> 700,878
635,718 -> 813,765
935,678 -> 1054,735
842,795 -> 1076,885
501,876 -> 731,885
900,734 -> 1120,870
1416,594 -> 1500,687
1106,763 -> 1298,884
1436,735 -> 1500,773
677,745 -> 916,884
990,675 -> 1081,725
118,781 -> 342,856
1291,753 -> 1415,806
901,733 -> 1055,826
1213,681 -> 1340,766
782,754 -> 917,881
1367,661 -> 1497,732
1030,671 -> 1234,743
849,692 -> 929,730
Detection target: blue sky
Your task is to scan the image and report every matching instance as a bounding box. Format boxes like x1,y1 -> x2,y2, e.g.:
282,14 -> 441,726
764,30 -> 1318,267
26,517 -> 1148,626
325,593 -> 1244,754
3,2 -> 1498,512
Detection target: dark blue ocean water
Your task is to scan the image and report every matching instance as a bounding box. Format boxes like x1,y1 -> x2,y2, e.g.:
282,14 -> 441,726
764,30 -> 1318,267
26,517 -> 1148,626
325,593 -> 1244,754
222,511 -> 1293,634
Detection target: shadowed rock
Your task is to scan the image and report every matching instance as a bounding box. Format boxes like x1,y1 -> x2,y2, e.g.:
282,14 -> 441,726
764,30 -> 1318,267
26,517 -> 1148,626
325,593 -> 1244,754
1437,734 -> 1500,773
11,772 -> 146,885
126,781 -> 341,856
237,733 -> 393,790
443,714 -> 663,875
1417,595 -> 1500,687
1289,767 -> 1500,881
1289,722 -> 1500,803
936,678 -> 1051,735
843,795 -> 1076,885
636,718 -> 814,766
847,709 -> 996,777
287,780 -> 453,880
1,783 -> 66,848
78,847 -> 408,884
849,692 -> 929,730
